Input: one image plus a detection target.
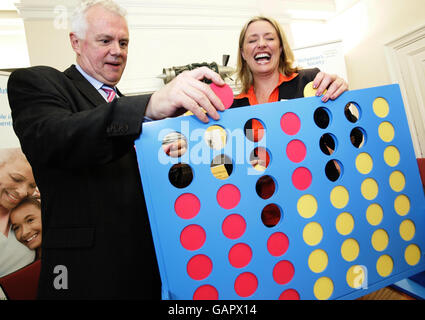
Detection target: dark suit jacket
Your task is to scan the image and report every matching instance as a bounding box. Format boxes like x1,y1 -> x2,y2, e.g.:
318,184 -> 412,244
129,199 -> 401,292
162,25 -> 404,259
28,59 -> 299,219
7,65 -> 161,299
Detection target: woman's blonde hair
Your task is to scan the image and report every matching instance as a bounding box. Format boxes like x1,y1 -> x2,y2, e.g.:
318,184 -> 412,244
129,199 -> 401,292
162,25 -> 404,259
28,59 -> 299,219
235,16 -> 298,93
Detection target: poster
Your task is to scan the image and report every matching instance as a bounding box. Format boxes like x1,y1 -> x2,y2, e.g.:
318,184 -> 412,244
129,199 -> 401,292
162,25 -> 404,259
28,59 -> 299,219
0,71 -> 40,300
293,40 -> 348,81
0,72 -> 20,148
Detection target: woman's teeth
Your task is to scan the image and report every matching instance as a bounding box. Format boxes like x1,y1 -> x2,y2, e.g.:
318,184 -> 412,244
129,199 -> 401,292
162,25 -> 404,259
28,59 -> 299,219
26,233 -> 38,242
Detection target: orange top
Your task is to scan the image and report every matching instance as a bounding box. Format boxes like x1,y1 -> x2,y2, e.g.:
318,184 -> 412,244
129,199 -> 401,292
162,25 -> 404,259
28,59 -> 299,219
235,72 -> 298,105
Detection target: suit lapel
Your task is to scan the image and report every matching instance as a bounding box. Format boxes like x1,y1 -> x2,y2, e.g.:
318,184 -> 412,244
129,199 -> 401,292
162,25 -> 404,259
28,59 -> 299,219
64,65 -> 106,107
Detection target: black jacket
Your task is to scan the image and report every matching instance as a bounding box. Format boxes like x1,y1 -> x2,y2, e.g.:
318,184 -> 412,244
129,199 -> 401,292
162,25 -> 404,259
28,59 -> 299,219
7,65 -> 161,299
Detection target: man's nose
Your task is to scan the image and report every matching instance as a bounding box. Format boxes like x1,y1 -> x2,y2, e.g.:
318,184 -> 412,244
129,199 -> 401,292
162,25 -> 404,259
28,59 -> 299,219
110,41 -> 122,56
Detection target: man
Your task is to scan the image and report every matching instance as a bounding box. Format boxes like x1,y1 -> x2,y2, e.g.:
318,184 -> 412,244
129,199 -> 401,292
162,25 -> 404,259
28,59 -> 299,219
7,0 -> 225,299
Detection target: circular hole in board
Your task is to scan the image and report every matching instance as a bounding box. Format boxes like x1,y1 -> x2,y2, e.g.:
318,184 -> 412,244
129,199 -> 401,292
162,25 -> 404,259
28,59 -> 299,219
250,147 -> 271,171
244,118 -> 265,142
350,127 -> 366,148
314,107 -> 331,129
261,203 -> 282,228
204,125 -> 227,150
169,163 -> 193,188
344,102 -> 361,123
162,131 -> 188,158
325,159 -> 343,182
210,154 -> 233,180
319,133 -> 337,156
255,175 -> 276,200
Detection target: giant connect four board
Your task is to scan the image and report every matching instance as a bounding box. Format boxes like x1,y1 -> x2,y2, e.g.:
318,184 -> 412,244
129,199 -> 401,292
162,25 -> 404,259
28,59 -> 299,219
135,84 -> 425,300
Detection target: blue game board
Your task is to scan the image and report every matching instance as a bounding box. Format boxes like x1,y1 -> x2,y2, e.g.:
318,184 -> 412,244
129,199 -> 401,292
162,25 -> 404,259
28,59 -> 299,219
135,84 -> 425,300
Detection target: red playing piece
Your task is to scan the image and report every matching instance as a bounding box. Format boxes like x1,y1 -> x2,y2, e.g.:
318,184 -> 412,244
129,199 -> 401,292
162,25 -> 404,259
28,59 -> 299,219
210,83 -> 234,109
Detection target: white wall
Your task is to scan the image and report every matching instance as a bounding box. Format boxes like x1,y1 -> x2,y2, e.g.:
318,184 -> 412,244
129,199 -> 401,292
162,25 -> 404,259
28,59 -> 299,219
16,0 -> 298,95
325,0 -> 425,90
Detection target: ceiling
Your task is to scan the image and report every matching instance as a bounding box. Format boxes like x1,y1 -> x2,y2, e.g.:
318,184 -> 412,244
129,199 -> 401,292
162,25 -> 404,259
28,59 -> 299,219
0,0 -> 360,22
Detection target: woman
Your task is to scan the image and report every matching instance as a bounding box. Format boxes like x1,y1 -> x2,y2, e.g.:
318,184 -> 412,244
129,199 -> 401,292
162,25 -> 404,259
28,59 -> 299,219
232,16 -> 348,108
232,16 -> 347,216
10,196 -> 42,260
0,148 -> 37,276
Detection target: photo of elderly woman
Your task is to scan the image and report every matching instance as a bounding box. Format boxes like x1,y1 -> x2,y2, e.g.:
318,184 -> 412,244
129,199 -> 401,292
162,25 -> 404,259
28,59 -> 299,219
0,148 -> 37,277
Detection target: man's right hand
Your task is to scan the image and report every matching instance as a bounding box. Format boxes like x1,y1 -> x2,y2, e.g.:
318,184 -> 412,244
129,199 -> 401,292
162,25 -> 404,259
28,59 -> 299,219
145,67 -> 226,123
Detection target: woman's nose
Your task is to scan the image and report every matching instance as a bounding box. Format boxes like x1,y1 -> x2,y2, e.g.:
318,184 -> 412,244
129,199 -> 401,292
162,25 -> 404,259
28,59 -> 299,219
258,37 -> 267,47
22,224 -> 31,239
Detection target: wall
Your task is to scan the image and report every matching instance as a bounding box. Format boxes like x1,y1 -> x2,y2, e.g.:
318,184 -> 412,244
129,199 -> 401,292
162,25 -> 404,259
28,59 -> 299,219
16,0 -> 297,95
327,0 -> 425,90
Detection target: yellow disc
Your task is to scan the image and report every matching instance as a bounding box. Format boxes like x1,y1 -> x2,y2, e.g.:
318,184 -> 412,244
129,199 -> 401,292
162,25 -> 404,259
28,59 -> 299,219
341,239 -> 360,262
394,194 -> 410,216
355,153 -> 373,175
303,222 -> 323,246
378,122 -> 395,142
366,203 -> 383,226
297,195 -> 318,219
376,255 -> 393,277
389,171 -> 405,192
330,186 -> 349,209
405,244 -> 421,266
204,125 -> 227,150
361,178 -> 379,200
336,212 -> 354,236
399,219 -> 415,241
303,81 -> 327,98
346,265 -> 366,289
371,229 -> 389,252
383,146 -> 400,167
308,249 -> 328,273
313,277 -> 334,300
373,97 -> 390,118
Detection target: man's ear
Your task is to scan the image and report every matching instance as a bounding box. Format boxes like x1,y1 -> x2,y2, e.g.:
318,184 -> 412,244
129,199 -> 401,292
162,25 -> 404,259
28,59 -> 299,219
69,32 -> 81,54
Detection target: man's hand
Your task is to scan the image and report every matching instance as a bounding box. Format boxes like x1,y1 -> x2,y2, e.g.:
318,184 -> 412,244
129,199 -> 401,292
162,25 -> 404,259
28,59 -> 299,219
145,67 -> 226,123
312,72 -> 348,103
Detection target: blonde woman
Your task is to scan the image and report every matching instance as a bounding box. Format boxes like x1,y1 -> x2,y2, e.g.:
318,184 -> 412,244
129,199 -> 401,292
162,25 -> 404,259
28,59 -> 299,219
232,16 -> 348,108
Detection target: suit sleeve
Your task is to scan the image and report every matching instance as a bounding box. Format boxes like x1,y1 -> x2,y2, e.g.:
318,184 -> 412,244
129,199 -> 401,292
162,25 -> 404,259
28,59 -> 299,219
7,67 -> 150,169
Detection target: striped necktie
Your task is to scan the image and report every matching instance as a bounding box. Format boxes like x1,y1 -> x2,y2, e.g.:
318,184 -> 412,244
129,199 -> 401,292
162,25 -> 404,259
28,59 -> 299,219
101,85 -> 117,102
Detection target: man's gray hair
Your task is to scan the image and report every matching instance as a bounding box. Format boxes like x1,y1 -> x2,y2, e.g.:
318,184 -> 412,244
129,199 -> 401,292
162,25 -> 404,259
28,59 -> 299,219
71,0 -> 127,39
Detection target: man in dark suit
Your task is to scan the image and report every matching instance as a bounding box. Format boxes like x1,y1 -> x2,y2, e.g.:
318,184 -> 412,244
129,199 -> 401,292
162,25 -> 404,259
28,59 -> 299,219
7,0 -> 225,299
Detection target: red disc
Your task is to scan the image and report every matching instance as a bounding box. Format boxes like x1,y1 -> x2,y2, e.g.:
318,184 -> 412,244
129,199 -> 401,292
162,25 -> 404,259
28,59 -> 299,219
273,260 -> 295,285
279,289 -> 300,300
280,112 -> 301,135
175,193 -> 201,219
187,255 -> 213,281
222,214 -> 246,239
286,140 -> 307,163
267,232 -> 289,257
180,225 -> 206,251
292,167 -> 312,190
210,83 -> 234,109
217,184 -> 241,209
234,272 -> 258,297
228,243 -> 252,268
193,285 -> 219,300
